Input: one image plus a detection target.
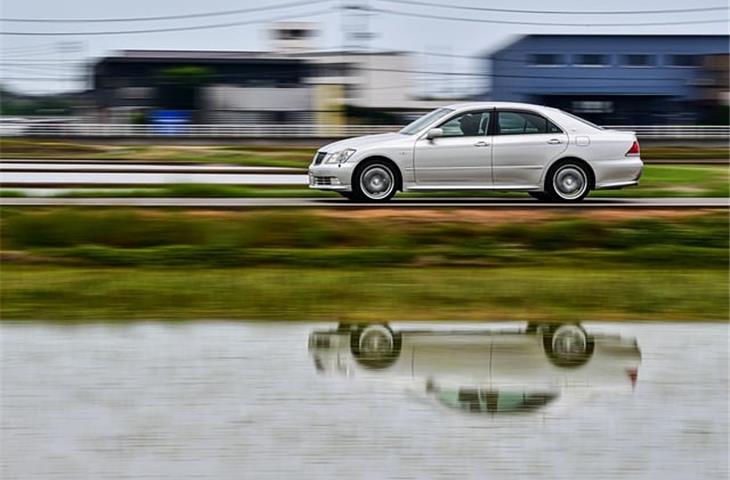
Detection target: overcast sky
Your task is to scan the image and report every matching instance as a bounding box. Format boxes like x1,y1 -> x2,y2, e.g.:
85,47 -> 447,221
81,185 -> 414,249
1,0 -> 727,95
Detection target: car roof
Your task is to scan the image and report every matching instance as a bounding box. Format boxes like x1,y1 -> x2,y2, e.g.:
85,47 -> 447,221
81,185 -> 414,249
443,102 -> 557,112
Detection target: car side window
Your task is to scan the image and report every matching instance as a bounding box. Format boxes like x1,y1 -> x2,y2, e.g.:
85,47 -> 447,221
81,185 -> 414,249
497,111 -> 561,135
438,111 -> 491,137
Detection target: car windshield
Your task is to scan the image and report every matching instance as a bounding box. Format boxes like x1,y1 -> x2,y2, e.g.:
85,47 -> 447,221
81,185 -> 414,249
399,108 -> 454,135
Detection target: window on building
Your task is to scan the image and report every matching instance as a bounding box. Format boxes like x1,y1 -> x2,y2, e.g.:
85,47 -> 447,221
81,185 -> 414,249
623,54 -> 653,67
530,54 -> 564,66
571,101 -> 614,114
574,54 -> 609,66
278,29 -> 310,40
496,111 -> 562,135
667,55 -> 701,67
438,110 -> 491,137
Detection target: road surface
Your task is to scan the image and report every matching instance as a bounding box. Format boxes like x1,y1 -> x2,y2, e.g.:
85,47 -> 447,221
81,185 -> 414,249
1,197 -> 727,208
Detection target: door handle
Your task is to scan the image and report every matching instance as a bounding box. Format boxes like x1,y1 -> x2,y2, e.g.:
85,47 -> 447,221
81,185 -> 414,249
547,138 -> 562,145
473,141 -> 490,147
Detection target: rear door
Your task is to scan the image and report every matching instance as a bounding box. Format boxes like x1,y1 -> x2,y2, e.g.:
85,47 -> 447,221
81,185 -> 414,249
491,110 -> 568,187
413,109 -> 493,186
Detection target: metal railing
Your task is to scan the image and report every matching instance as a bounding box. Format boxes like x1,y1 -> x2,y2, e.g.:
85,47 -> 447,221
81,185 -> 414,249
604,125 -> 730,140
1,122 -> 729,140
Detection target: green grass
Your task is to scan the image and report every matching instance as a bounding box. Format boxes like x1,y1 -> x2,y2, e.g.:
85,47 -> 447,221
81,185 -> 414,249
0,190 -> 27,198
1,266 -> 726,321
3,208 -> 726,250
0,140 -> 314,168
2,209 -> 726,321
592,165 -> 729,198
1,208 -> 726,269
641,147 -> 730,160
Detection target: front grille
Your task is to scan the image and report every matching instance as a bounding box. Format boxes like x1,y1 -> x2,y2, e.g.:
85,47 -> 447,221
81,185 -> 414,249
313,151 -> 327,165
313,176 -> 333,186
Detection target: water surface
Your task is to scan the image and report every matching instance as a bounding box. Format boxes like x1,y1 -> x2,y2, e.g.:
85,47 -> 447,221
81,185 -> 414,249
1,321 -> 727,479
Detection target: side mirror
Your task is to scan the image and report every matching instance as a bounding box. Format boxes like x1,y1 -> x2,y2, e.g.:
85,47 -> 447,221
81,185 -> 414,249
426,128 -> 443,140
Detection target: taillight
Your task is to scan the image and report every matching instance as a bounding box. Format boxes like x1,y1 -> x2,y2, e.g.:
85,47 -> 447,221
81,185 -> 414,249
626,140 -> 640,157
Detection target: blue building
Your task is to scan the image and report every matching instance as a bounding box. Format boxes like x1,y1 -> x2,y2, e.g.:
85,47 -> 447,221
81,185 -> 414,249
486,35 -> 729,124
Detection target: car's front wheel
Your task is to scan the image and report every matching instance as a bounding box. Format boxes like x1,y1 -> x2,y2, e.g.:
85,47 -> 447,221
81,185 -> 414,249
352,161 -> 398,202
546,162 -> 591,202
542,323 -> 595,368
350,324 -> 402,369
528,192 -> 551,202
338,191 -> 356,200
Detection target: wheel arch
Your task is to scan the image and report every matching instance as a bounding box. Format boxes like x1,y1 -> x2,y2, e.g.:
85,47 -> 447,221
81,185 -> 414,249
353,155 -> 404,192
543,156 -> 596,191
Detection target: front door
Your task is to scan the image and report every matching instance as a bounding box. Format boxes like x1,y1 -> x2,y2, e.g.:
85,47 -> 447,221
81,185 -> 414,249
491,110 -> 568,187
413,109 -> 493,185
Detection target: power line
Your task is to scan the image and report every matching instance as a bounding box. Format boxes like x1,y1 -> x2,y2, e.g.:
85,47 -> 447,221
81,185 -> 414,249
1,0 -> 329,23
370,6 -> 728,27
380,0 -> 729,16
0,6 -> 334,36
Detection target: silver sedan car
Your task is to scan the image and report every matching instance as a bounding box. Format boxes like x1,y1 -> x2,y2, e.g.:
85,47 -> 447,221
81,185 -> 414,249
309,102 -> 643,202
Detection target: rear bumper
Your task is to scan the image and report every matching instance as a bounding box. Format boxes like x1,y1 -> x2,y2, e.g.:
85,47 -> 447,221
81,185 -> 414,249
594,157 -> 643,190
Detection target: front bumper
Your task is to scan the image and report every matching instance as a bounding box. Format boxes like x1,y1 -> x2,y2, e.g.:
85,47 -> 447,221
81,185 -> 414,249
308,162 -> 356,191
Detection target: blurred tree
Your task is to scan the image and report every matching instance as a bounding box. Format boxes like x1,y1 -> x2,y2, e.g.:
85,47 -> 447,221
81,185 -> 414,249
0,86 -> 72,116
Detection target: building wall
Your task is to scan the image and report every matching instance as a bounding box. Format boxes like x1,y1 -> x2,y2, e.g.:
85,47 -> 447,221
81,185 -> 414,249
300,52 -> 416,110
487,35 -> 729,124
202,85 -> 316,124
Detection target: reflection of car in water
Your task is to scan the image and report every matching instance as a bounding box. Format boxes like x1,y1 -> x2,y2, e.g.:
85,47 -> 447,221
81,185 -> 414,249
309,323 -> 641,414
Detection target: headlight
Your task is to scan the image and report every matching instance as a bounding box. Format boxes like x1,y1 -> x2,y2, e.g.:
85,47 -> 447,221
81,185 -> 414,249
324,148 -> 356,164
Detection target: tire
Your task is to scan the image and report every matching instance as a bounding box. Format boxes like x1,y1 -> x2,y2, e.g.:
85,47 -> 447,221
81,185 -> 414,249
352,161 -> 398,202
350,324 -> 402,369
545,161 -> 591,202
338,191 -> 356,200
528,192 -> 551,202
542,323 -> 595,368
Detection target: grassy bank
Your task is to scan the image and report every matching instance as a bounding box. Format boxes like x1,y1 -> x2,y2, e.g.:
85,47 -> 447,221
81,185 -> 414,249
2,266 -> 726,321
0,140 -> 314,168
1,208 -> 726,320
2,208 -> 727,268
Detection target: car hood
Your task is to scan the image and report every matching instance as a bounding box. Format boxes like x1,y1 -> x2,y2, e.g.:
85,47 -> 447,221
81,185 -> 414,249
318,132 -> 407,152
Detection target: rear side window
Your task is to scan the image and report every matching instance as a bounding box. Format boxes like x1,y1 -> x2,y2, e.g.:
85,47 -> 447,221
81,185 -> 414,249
497,111 -> 562,135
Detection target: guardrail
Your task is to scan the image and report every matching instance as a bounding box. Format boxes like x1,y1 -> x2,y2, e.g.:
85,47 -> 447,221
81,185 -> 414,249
604,125 -> 730,140
1,123 -> 728,140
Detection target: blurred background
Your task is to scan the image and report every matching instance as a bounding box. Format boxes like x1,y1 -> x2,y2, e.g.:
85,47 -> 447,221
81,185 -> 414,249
1,0 -> 728,131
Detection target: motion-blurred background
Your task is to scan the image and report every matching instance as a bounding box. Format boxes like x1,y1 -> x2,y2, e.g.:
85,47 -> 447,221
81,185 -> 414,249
1,0 -> 728,130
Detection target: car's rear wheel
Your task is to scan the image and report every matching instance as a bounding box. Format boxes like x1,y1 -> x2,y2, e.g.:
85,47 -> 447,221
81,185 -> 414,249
542,323 -> 595,368
546,162 -> 591,202
350,324 -> 402,369
352,161 -> 397,202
